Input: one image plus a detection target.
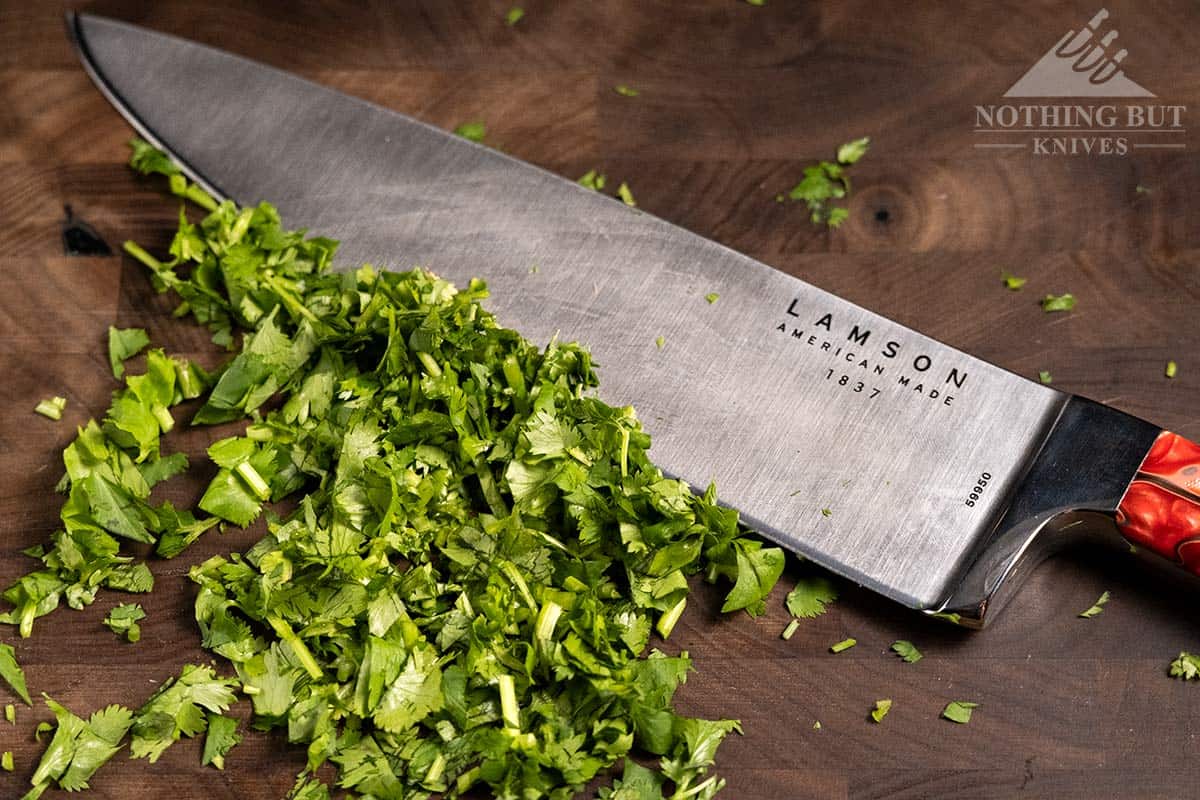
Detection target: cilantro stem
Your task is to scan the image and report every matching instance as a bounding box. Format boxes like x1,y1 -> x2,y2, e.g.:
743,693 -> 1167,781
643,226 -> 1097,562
235,462 -> 271,502
423,752 -> 446,787
497,674 -> 520,730
656,595 -> 687,639
265,615 -> 323,680
502,355 -> 528,412
500,561 -> 537,610
619,427 -> 630,479
416,351 -> 442,378
473,456 -> 509,518
151,405 -> 175,434
122,240 -> 166,272
534,600 -> 563,648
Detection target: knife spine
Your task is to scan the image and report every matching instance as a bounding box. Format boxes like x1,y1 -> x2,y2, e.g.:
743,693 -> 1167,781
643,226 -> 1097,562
66,12 -> 230,203
934,395 -> 1160,627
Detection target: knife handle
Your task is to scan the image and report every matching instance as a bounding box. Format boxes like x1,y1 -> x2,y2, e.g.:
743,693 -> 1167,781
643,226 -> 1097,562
1116,431 -> 1200,571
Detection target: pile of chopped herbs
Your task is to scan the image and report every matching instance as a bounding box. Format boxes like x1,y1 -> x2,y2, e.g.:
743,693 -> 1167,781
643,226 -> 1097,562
1,141 -> 783,799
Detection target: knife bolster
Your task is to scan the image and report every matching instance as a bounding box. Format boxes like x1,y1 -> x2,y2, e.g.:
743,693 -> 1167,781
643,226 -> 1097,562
931,395 -> 1160,628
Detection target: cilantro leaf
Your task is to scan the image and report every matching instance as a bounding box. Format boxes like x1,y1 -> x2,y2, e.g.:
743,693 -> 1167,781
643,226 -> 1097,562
941,700 -> 978,724
0,644 -> 31,705
704,292 -> 719,304
720,542 -> 785,616
107,327 -> 151,380
200,712 -> 241,769
785,576 -> 837,619
786,138 -> 868,227
1038,370 -> 1053,384
578,169 -> 607,190
890,640 -> 922,663
130,665 -> 239,763
28,697 -> 133,793
103,604 -> 146,643
870,698 -> 891,723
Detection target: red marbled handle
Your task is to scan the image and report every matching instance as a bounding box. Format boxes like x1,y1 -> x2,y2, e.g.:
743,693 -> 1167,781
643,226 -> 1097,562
1116,432 -> 1200,571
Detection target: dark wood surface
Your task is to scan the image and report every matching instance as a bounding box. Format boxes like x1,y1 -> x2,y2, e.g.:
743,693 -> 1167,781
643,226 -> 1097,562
2,1 -> 1199,798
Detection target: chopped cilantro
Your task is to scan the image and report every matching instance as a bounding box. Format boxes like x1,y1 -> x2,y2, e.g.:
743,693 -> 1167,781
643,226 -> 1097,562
1038,370 -> 1053,384
1166,360 -> 1178,379
1,751 -> 10,772
615,85 -> 639,97
1001,271 -> 1026,291
1041,293 -> 1076,313
504,6 -> 524,26
453,121 -> 486,142
890,640 -> 922,663
108,326 -> 151,379
1136,184 -> 1152,194
785,137 -> 869,227
618,181 -> 636,207
578,169 -> 607,190
201,712 -> 241,769
785,576 -> 837,619
1169,652 -> 1200,680
705,292 -> 719,304
780,619 -> 799,640
820,508 -> 832,517
6,139 -> 785,799
5,704 -> 13,724
870,699 -> 891,723
103,604 -> 146,642
812,720 -> 821,730
746,0 -> 765,5
830,637 -> 857,654
655,335 -> 665,349
1078,590 -> 1109,619
34,396 -> 67,421
941,700 -> 978,724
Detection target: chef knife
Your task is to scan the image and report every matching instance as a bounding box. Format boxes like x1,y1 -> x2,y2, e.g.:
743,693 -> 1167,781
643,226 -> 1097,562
68,13 -> 1200,627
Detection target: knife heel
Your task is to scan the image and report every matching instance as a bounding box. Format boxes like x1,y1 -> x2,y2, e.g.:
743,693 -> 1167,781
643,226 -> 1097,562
932,396 -> 1162,627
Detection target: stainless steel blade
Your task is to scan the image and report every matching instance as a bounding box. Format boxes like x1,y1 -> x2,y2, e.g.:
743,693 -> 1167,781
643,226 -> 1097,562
72,13 -> 1069,612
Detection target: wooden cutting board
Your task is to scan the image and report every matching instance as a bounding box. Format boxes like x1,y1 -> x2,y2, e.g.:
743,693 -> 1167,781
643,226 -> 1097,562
1,2 -> 1198,798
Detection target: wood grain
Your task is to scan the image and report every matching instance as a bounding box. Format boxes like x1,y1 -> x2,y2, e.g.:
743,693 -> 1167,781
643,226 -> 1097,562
1,1 -> 1199,798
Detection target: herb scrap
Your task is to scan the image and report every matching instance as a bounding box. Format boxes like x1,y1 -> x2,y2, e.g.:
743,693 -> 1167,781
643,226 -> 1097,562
104,604 -> 146,642
618,181 -> 637,207
830,637 -> 857,654
1001,271 -> 1027,291
1041,293 -> 1076,313
504,6 -> 524,26
785,576 -> 837,619
705,292 -> 719,305
1166,360 -> 1178,379
34,396 -> 67,421
890,640 -> 922,663
870,699 -> 891,723
1169,652 -> 1200,680
1038,370 -> 1053,384
1078,590 -> 1110,619
201,712 -> 242,770
578,169 -> 607,191
941,700 -> 978,724
0,644 -> 31,705
108,326 -> 151,380
453,121 -> 486,143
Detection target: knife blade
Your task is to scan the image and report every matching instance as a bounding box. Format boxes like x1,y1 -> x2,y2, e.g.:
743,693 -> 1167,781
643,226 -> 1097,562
69,12 -> 1199,626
